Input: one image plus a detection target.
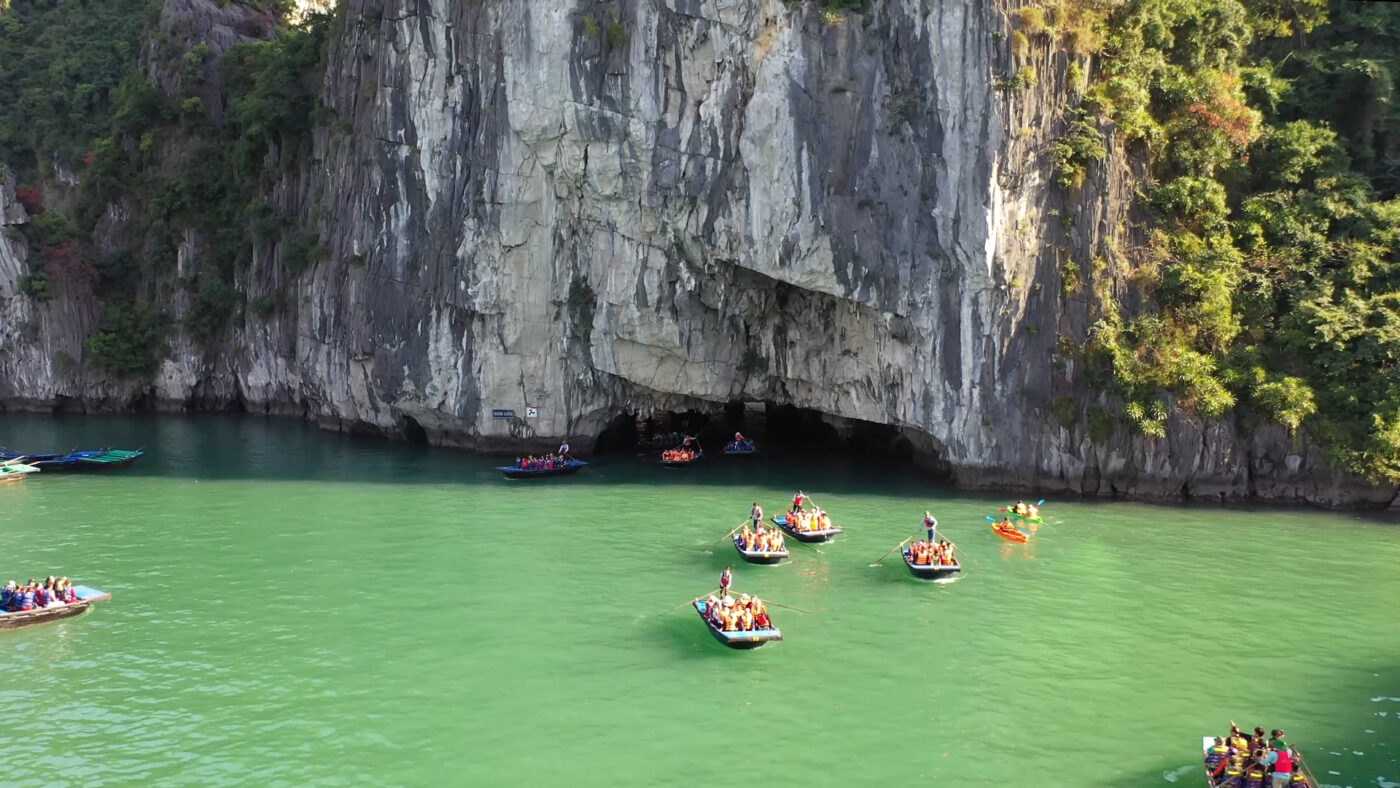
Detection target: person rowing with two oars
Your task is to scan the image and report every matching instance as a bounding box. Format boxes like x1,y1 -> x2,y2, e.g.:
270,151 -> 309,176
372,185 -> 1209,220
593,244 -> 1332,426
790,490 -> 805,514
923,511 -> 938,542
719,567 -> 732,598
558,440 -> 572,459
749,502 -> 763,529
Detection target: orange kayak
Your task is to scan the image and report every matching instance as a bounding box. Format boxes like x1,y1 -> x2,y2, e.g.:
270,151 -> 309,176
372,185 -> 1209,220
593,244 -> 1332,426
992,524 -> 1029,543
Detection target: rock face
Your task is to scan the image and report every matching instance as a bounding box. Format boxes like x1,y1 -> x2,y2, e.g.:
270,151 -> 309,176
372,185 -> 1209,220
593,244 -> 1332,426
0,0 -> 1393,507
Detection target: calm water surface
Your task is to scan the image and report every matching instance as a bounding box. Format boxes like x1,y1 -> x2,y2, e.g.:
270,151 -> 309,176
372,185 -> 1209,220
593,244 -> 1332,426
1,414 -> 1397,786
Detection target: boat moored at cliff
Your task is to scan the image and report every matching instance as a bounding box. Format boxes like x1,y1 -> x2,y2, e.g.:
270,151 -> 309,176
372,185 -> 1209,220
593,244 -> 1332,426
0,448 -> 143,472
498,460 -> 587,479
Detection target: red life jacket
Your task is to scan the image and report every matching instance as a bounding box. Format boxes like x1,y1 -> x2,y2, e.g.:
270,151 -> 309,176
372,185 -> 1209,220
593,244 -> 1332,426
1272,750 -> 1292,773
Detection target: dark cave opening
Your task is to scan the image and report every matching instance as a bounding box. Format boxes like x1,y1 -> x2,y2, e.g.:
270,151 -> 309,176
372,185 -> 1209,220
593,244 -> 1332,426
591,401 -> 945,477
401,415 -> 428,446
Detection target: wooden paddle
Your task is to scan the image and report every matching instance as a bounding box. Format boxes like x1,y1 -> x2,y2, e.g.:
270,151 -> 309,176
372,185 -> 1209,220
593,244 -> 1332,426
760,598 -> 815,615
869,535 -> 917,567
659,589 -> 719,617
713,522 -> 749,545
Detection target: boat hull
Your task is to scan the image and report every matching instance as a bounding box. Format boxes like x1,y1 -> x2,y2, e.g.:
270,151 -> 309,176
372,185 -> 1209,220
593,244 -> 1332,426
498,461 -> 587,479
0,449 -> 143,472
0,586 -> 111,631
660,455 -> 702,468
693,600 -> 781,649
902,556 -> 962,580
722,443 -> 756,455
733,535 -> 788,565
772,515 -> 842,543
992,525 -> 1029,543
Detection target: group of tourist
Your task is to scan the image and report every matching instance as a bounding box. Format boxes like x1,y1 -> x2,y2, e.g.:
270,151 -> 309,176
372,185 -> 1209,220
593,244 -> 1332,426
1,577 -> 79,612
735,523 -> 786,553
1010,500 -> 1040,518
511,453 -> 573,470
783,506 -> 833,533
661,447 -> 699,462
701,592 -> 773,632
906,539 -> 956,566
1206,724 -> 1311,787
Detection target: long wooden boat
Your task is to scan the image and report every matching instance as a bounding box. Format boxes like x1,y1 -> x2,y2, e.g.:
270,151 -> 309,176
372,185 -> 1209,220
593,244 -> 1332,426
497,460 -> 587,479
732,533 -> 788,565
1200,736 -> 1320,787
901,548 -> 961,579
0,585 -> 112,631
0,448 -> 143,472
772,514 -> 842,543
693,598 -> 782,649
992,523 -> 1029,542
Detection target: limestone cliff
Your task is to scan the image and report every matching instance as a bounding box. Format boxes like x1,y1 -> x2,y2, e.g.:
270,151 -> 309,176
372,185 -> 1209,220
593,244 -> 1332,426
0,0 -> 1392,507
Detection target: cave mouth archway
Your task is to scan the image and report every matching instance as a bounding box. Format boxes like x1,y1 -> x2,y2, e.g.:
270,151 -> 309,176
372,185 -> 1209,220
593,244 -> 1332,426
591,401 -> 948,478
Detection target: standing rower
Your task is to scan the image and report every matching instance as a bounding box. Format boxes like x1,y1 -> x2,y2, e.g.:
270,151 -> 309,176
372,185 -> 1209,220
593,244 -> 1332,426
558,440 -> 572,459
749,502 -> 763,528
923,511 -> 938,542
719,567 -> 733,598
791,490 -> 805,513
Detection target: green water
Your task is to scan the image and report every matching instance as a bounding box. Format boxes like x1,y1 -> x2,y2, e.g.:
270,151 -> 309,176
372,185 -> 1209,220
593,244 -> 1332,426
1,414 -> 1398,786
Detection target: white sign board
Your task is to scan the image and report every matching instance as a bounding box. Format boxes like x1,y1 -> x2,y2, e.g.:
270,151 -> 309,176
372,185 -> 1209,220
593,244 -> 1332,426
525,406 -> 538,418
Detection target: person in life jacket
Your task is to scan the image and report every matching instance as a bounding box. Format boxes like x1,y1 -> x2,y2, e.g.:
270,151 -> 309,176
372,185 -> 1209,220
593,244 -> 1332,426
1288,766 -> 1310,786
750,502 -> 762,528
719,567 -> 732,598
1243,760 -> 1266,788
923,511 -> 938,542
791,491 -> 805,513
1218,756 -> 1245,787
1013,500 -> 1027,516
733,432 -> 745,444
1258,742 -> 1293,788
1205,737 -> 1232,779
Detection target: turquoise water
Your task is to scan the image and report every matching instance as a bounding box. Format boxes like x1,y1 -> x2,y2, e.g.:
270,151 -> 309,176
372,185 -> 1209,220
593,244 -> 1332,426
1,414 -> 1397,786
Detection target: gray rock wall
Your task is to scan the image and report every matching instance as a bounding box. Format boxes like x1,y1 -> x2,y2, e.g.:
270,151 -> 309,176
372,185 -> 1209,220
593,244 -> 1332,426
0,0 -> 1392,507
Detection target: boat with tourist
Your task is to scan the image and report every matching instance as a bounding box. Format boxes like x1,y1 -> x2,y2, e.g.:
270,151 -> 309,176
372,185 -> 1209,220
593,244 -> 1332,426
901,541 -> 960,580
1201,722 -> 1319,787
661,436 -> 702,467
723,433 -> 756,455
498,454 -> 587,479
0,579 -> 111,631
0,448 -> 143,472
732,526 -> 788,565
693,591 -> 781,649
1004,499 -> 1044,523
773,508 -> 842,543
991,518 -> 1029,543
0,459 -> 40,484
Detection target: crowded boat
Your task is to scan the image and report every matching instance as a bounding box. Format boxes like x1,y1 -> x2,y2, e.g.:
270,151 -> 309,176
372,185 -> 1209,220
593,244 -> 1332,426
1204,724 -> 1315,787
781,507 -> 834,533
1,577 -> 79,611
661,447 -> 699,463
736,524 -> 785,553
906,539 -> 956,566
699,592 -> 774,632
724,432 -> 756,454
510,453 -> 572,471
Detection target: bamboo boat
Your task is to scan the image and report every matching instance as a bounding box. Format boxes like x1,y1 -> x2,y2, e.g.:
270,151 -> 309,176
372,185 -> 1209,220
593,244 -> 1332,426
0,586 -> 112,631
497,460 -> 587,479
693,597 -> 782,649
772,514 -> 842,543
901,547 -> 961,579
732,533 -> 788,565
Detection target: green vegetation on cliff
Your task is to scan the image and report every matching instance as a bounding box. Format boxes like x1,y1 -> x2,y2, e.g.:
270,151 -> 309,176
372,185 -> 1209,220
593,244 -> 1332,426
1018,0 -> 1400,482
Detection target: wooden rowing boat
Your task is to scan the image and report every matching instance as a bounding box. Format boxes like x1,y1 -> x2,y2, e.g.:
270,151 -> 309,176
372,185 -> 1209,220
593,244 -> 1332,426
772,514 -> 842,543
732,533 -> 788,565
1199,736 -> 1320,787
901,548 -> 961,579
722,441 -> 756,455
0,585 -> 112,631
0,449 -> 143,472
497,460 -> 587,479
660,451 -> 702,467
693,598 -> 782,649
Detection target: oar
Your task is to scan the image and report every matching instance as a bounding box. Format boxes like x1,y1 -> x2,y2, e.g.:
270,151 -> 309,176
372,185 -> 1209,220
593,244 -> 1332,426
869,535 -> 917,567
761,598 -> 815,615
713,522 -> 749,545
788,537 -> 824,555
658,590 -> 719,617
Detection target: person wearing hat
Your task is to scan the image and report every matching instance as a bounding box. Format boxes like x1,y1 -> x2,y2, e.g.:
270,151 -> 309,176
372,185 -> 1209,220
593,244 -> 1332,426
1257,738 -> 1293,788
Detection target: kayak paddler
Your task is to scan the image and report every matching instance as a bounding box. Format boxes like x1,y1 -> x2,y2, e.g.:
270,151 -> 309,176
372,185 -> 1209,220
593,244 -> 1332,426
719,567 -> 732,598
